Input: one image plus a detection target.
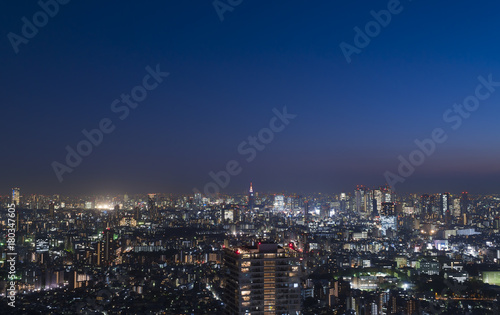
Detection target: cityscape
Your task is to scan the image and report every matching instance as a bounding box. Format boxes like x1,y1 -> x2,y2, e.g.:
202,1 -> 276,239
3,0 -> 500,314
2,186 -> 500,314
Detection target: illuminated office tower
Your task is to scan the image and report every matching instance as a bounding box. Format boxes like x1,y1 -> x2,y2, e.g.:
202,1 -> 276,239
380,202 -> 397,235
355,187 -> 365,213
223,243 -> 301,315
248,182 -> 255,209
340,192 -> 347,211
380,202 -> 395,216
382,185 -> 392,202
452,198 -> 461,217
440,193 -> 450,217
103,227 -> 113,263
373,189 -> 383,214
12,187 -> 20,206
273,195 -> 285,212
97,227 -> 115,266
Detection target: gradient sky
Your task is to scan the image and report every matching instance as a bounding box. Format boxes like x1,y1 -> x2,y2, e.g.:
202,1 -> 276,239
1,0 -> 500,196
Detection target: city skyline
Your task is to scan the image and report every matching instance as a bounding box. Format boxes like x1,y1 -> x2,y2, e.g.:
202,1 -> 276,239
1,183 -> 487,200
4,1 -> 500,313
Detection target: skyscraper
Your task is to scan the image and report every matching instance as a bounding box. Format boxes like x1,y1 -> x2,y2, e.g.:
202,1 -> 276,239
421,194 -> 431,217
223,243 -> 301,315
460,192 -> 469,216
12,187 -> 20,206
304,200 -> 309,219
372,198 -> 378,217
98,227 -> 115,266
148,193 -> 158,219
440,193 -> 450,217
134,206 -> 141,221
380,202 -> 397,235
373,189 -> 383,215
273,195 -> 285,212
355,185 -> 373,215
49,202 -> 55,219
248,182 -> 254,209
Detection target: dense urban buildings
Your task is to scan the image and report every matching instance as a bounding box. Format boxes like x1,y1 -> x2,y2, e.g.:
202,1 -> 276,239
3,0 -> 500,313
2,185 -> 500,313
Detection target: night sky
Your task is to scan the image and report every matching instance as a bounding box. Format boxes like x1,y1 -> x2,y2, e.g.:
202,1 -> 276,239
2,0 -> 500,196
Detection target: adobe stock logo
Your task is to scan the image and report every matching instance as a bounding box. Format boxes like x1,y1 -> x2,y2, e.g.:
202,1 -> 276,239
212,0 -> 242,22
384,74 -> 499,190
51,64 -> 169,183
7,0 -> 70,54
339,0 -> 408,64
193,106 -> 296,198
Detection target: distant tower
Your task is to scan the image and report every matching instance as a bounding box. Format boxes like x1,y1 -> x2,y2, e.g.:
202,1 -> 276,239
421,194 -> 431,217
380,202 -> 397,235
372,198 -> 378,217
460,192 -> 469,216
355,185 -> 370,214
355,187 -> 364,213
148,194 -> 158,220
274,195 -> 285,212
440,193 -> 450,217
373,189 -> 383,215
134,206 -> 140,221
98,227 -> 115,266
194,192 -> 202,205
12,188 -> 20,206
104,227 -> 113,263
248,182 -> 254,209
49,202 -> 55,219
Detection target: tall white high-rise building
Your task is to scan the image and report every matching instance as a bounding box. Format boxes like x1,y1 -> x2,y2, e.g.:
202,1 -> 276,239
274,195 -> 285,212
373,189 -> 383,214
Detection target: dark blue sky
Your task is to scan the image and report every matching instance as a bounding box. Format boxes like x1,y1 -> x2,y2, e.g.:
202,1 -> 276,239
1,0 -> 500,196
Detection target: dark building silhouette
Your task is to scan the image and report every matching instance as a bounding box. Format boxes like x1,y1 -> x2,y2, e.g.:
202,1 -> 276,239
460,191 -> 469,216
134,206 -> 140,221
148,193 -> 158,219
49,202 -> 55,219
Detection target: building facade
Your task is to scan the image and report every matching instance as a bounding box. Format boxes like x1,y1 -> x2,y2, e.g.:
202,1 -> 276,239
223,243 -> 301,315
